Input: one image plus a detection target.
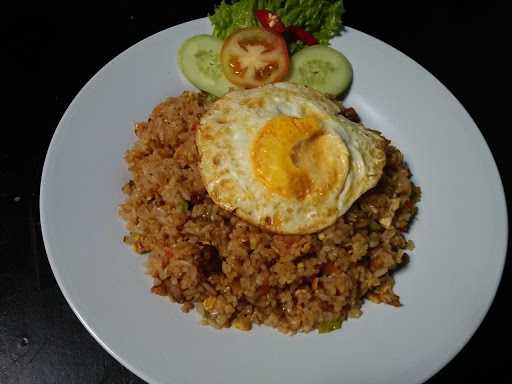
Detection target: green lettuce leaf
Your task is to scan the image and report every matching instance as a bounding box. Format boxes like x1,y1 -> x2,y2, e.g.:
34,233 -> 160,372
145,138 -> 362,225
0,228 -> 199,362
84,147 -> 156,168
277,0 -> 344,45
209,0 -> 344,52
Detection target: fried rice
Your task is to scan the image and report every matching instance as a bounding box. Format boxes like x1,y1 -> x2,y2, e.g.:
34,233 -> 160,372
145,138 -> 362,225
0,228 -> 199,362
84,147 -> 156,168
119,91 -> 420,334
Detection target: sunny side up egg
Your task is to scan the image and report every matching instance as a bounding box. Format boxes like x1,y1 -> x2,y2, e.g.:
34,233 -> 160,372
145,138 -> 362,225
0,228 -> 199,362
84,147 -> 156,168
196,82 -> 386,234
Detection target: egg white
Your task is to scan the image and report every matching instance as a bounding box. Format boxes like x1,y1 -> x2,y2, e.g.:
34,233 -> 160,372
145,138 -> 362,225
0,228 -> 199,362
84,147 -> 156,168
196,82 -> 386,234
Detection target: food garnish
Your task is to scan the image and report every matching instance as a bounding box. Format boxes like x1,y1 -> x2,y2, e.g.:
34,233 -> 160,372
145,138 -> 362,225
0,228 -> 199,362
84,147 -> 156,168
220,27 -> 289,87
287,44 -> 353,95
178,0 -> 350,95
178,35 -> 234,97
255,9 -> 286,33
209,0 -> 344,54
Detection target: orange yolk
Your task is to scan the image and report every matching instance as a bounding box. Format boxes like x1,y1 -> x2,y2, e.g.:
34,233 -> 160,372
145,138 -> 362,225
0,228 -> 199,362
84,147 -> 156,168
251,115 -> 349,200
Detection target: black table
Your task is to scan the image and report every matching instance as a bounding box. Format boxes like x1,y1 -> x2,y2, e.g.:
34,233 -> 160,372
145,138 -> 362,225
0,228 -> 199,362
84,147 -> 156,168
2,1 -> 510,382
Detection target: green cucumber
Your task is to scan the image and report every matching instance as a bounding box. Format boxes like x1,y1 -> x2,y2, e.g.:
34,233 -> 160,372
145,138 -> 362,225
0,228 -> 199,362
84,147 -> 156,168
287,45 -> 353,95
178,35 -> 234,97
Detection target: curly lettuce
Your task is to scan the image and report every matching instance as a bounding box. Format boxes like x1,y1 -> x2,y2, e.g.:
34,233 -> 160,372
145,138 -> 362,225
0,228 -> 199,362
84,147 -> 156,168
208,0 -> 262,39
209,0 -> 344,51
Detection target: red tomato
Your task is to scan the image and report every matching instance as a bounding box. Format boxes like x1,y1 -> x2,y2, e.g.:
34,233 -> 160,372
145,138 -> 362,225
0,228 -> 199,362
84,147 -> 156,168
287,26 -> 318,45
255,9 -> 286,34
220,27 -> 289,88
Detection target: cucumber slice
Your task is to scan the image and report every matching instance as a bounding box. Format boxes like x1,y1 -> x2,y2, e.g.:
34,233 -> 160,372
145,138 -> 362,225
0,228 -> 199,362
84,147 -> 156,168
287,45 -> 353,95
178,35 -> 234,97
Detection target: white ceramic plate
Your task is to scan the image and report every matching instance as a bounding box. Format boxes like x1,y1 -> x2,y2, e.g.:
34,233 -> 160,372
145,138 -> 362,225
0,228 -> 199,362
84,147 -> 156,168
40,18 -> 507,384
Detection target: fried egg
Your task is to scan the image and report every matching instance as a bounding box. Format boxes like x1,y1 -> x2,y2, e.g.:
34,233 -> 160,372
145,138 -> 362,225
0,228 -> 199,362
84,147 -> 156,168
196,82 -> 386,234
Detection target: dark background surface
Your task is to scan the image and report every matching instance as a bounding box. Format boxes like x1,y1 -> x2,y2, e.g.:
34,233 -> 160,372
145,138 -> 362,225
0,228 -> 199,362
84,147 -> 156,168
2,0 -> 510,383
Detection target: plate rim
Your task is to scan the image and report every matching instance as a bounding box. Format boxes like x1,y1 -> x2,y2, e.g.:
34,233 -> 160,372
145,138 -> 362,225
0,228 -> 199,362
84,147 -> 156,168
39,17 -> 508,384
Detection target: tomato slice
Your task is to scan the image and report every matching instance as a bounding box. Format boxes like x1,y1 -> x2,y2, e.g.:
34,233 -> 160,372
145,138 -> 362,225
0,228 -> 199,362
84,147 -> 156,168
220,27 -> 289,88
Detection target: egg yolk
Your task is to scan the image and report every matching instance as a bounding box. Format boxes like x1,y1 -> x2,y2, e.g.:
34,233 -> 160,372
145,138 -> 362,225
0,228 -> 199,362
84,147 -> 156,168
251,115 -> 349,200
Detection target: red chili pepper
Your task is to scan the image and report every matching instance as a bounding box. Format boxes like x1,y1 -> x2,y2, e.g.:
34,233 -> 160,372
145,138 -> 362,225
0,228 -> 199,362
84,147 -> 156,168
287,25 -> 317,45
255,9 -> 286,34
